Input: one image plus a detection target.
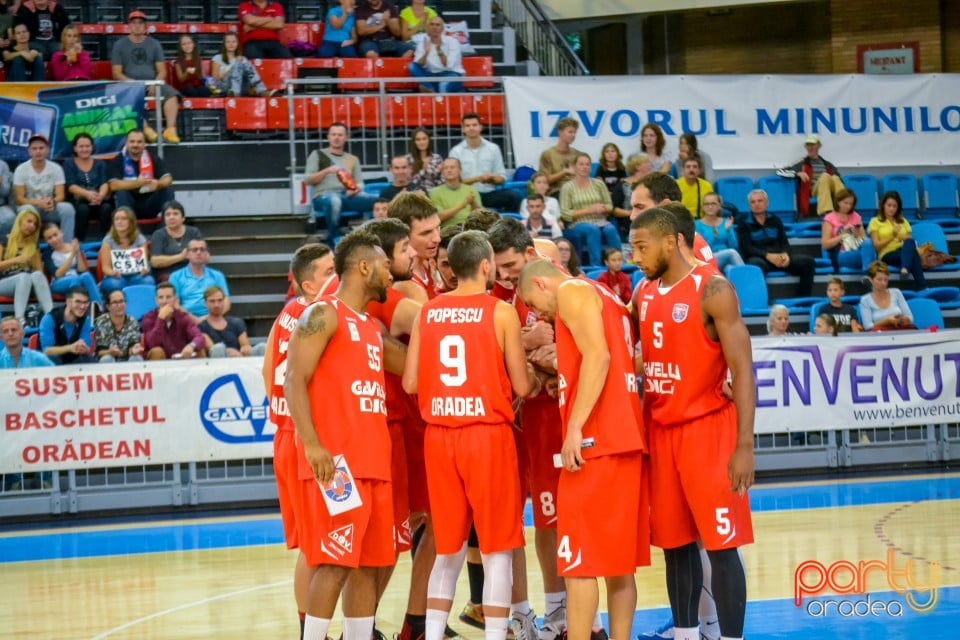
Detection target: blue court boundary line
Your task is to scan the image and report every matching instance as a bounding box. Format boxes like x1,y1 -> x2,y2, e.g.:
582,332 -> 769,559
1,475 -> 958,564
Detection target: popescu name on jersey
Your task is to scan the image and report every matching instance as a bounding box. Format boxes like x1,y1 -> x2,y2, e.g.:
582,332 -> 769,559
431,396 -> 487,417
351,379 -> 387,415
643,361 -> 682,395
425,307 -> 485,324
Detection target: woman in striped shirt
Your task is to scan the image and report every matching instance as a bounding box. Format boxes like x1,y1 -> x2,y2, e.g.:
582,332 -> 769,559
559,153 -> 622,265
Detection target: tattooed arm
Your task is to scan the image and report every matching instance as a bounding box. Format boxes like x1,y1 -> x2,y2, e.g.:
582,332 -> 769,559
701,275 -> 755,493
284,301 -> 339,483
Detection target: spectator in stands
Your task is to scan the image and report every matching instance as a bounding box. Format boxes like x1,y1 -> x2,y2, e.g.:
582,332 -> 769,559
0,161 -> 13,233
304,122 -> 378,237
554,237 -> 582,277
867,191 -> 926,289
41,221 -> 103,306
48,25 -> 91,81
627,123 -> 673,175
429,157 -> 480,227
1,314 -> 53,369
520,172 -> 561,222
372,198 -> 390,219
169,237 -> 230,320
821,188 -> 865,273
62,133 -> 112,241
108,129 -> 175,223
407,127 -> 443,192
319,0 -> 359,58
408,16 -> 464,93
824,277 -> 862,333
628,171 -> 679,220
0,207 -> 53,321
767,304 -> 790,337
150,200 -> 202,282
538,116 -> 581,197
199,285 -> 265,358
99,207 -> 155,296
39,285 -> 95,364
95,288 -> 144,362
596,247 -> 631,305
450,112 -> 520,212
3,22 -> 43,80
12,134 -> 75,241
522,193 -> 561,240
777,134 -> 844,217
111,11 -> 181,144
355,0 -> 415,59
141,282 -> 206,359
620,155 -> 651,211
813,313 -> 838,336
211,32 -> 274,97
463,206 -> 500,232
400,0 -> 437,40
173,35 -> 216,97
380,155 -> 422,201
695,193 -> 744,273
560,152 -> 620,266
859,261 -> 915,331
14,0 -> 67,60
675,155 -> 713,218
238,0 -> 291,59
676,132 -> 713,183
0,0 -> 14,53
737,189 -> 816,296
595,142 -> 628,210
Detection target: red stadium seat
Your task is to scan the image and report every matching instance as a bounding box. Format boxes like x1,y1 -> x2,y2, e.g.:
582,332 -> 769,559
186,24 -> 232,34
279,23 -> 323,47
181,97 -> 226,110
91,61 -> 113,80
297,58 -> 337,71
252,58 -> 295,91
318,96 -> 380,129
225,97 -> 268,131
336,58 -> 376,91
428,95 -> 475,127
28,333 -> 38,351
77,24 -> 105,35
385,95 -> 434,128
461,56 -> 494,89
375,58 -> 417,91
470,94 -> 504,125
150,24 -> 190,34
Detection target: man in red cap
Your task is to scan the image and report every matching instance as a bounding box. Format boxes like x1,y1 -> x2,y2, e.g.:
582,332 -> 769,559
111,10 -> 181,144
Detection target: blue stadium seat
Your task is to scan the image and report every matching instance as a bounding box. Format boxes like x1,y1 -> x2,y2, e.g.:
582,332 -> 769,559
584,267 -> 605,281
911,222 -> 960,271
774,295 -> 825,314
714,177 -> 754,214
757,175 -> 797,219
504,181 -> 528,199
843,174 -> 879,216
907,298 -> 945,330
725,265 -> 770,316
784,220 -> 822,239
630,269 -> 644,290
916,286 -> 960,307
364,182 -> 389,197
500,212 -> 522,220
920,172 -> 959,219
880,174 -> 920,218
123,284 -> 158,321
821,248 -> 864,274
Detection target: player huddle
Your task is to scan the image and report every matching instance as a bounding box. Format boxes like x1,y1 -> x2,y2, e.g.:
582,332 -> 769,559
263,191 -> 756,640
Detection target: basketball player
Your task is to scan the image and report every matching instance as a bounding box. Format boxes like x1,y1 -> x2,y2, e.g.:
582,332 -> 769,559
631,209 -> 754,640
488,218 -> 568,640
436,224 -> 462,292
262,243 -> 336,639
390,192 -> 442,303
285,230 -> 406,640
517,259 -> 648,640
631,174 -> 715,266
403,230 -> 534,640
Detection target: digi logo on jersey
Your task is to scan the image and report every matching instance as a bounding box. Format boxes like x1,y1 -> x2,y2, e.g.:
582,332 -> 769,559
199,374 -> 272,443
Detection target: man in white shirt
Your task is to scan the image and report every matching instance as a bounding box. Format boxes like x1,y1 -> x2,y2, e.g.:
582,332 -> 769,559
408,16 -> 464,93
449,113 -> 521,213
11,135 -> 76,241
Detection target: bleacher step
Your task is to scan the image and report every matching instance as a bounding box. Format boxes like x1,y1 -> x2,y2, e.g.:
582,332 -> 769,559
197,215 -> 307,237
206,235 -> 305,256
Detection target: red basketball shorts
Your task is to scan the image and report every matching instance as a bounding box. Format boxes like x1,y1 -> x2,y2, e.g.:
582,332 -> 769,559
388,419 -> 412,552
521,396 -> 562,529
273,428 -> 301,550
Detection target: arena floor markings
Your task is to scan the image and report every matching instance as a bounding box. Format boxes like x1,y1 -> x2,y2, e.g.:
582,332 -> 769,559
1,473 -> 957,639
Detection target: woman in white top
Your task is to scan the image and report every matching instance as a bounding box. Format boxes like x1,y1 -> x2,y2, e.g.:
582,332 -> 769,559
99,207 -> 155,296
859,260 -> 915,331
627,122 -> 674,174
41,221 -> 103,305
210,32 -> 273,97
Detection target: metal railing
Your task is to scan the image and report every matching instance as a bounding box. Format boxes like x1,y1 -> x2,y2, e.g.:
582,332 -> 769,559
494,0 -> 588,76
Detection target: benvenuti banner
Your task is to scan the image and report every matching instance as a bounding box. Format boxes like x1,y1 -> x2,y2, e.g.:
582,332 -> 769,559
503,74 -> 960,170
0,81 -> 145,164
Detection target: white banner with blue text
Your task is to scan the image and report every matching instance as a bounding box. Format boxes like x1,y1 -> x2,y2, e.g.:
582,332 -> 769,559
503,74 -> 960,171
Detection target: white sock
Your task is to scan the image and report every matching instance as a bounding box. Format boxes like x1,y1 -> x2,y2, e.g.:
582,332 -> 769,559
485,615 -> 509,640
303,615 -> 331,640
512,600 -> 531,616
674,627 -> 699,640
699,547 -> 718,625
426,609 -> 448,640
545,591 -> 565,614
343,616 -> 375,640
592,610 -> 603,630
720,637 -> 743,640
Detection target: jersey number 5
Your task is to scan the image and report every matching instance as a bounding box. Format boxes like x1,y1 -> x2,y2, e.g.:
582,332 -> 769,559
439,334 -> 466,387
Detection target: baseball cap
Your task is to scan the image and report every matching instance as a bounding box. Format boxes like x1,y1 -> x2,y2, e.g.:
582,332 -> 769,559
804,134 -> 821,145
128,10 -> 148,21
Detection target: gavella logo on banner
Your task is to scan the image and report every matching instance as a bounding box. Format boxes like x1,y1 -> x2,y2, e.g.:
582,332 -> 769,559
199,374 -> 272,443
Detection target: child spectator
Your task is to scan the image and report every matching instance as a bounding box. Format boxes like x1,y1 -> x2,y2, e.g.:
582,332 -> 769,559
372,198 -> 390,219
210,32 -> 274,97
596,247 -> 631,305
823,277 -> 862,332
813,313 -> 838,336
99,207 -> 155,296
95,289 -> 145,362
319,0 -> 359,58
41,221 -> 103,306
48,25 -> 91,81
199,285 -> 266,357
523,194 -> 561,240
173,35 -> 215,97
520,172 -> 562,221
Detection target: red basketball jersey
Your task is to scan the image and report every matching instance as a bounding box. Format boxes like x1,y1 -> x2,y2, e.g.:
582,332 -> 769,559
555,280 -> 645,459
367,288 -> 410,419
411,263 -> 439,300
416,293 -> 515,428
267,296 -> 310,430
693,233 -> 718,267
636,264 -> 730,427
317,274 -> 339,298
297,297 -> 391,481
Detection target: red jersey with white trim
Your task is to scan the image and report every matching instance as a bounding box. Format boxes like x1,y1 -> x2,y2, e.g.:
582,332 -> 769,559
411,263 -> 439,300
316,274 -> 339,299
637,264 -> 729,427
268,296 -> 310,430
416,293 -> 515,428
367,288 -> 409,418
297,297 -> 391,481
693,233 -> 717,267
555,280 -> 645,459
